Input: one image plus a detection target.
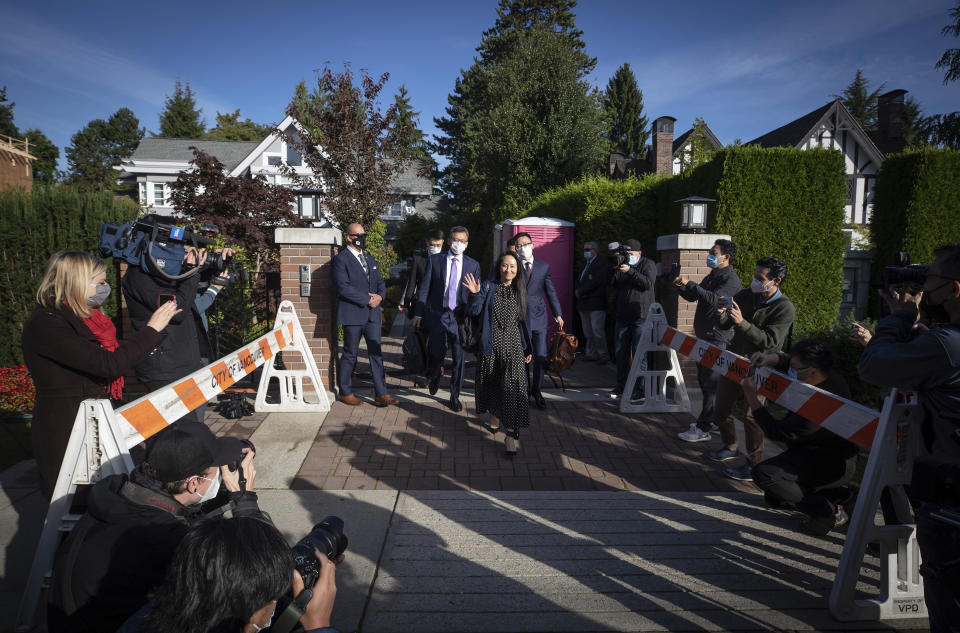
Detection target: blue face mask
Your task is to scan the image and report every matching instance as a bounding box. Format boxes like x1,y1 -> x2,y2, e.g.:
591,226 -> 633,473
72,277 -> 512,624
706,254 -> 720,269
628,255 -> 639,266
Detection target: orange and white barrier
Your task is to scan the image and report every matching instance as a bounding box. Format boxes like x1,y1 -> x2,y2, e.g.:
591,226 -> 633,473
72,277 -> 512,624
657,325 -> 881,449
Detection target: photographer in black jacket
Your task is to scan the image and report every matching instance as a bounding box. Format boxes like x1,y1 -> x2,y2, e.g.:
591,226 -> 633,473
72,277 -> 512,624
858,243 -> 960,633
674,239 -> 742,442
610,239 -> 657,399
48,422 -> 264,633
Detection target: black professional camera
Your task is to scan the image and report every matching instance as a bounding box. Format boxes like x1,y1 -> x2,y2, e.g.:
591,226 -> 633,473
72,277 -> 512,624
291,516 -> 349,589
883,251 -> 928,291
614,244 -> 631,267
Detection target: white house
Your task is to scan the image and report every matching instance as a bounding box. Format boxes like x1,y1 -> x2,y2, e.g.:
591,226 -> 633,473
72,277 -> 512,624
608,116 -> 724,178
114,115 -> 434,228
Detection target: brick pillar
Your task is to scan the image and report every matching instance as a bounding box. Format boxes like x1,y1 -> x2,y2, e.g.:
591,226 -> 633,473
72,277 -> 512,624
656,233 -> 731,387
275,228 -> 341,394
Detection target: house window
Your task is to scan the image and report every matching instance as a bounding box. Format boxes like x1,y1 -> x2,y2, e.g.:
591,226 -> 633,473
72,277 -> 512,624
285,144 -> 302,167
267,155 -> 282,166
154,183 -> 165,206
845,176 -> 857,205
842,267 -> 856,305
139,182 -> 147,204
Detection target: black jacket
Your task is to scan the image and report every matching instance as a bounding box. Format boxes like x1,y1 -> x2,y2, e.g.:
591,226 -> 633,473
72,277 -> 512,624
122,266 -> 208,381
611,257 -> 657,324
575,256 -> 610,312
400,250 -> 429,310
677,266 -> 743,344
47,469 -> 266,633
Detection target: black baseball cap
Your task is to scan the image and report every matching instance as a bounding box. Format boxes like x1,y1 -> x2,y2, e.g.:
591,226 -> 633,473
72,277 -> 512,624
623,239 -> 642,251
145,422 -> 246,483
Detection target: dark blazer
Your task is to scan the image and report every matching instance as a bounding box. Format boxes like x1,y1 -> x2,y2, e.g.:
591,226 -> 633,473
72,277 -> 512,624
677,266 -> 743,344
467,281 -> 532,358
21,305 -> 166,498
575,256 -> 610,312
331,247 -> 386,326
400,250 -> 429,310
413,252 -> 481,318
521,258 -> 562,331
611,257 -> 658,324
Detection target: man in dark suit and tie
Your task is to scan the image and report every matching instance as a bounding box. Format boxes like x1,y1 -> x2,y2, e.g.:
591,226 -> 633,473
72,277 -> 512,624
331,223 -> 396,407
514,232 -> 564,410
412,225 -> 481,412
575,241 -> 610,363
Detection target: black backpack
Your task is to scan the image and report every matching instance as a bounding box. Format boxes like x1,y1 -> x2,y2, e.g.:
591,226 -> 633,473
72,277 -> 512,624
401,329 -> 429,376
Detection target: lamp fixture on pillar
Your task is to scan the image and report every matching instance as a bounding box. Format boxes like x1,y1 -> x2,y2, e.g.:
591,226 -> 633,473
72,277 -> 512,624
675,196 -> 714,234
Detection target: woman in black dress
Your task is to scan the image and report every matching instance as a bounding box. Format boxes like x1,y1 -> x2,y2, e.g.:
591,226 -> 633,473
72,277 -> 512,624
463,252 -> 532,455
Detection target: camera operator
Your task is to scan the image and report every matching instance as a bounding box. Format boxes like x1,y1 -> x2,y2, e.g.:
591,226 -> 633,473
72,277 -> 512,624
610,239 -> 657,400
743,339 -> 858,536
119,517 -> 342,633
48,423 -> 264,633
122,243 -> 234,424
858,243 -> 960,632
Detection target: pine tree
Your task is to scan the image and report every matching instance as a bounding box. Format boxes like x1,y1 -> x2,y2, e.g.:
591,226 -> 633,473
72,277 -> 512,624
204,110 -> 270,141
388,85 -> 429,162
157,81 -> 205,139
834,70 -> 884,131
0,86 -> 17,138
66,108 -> 144,190
936,1 -> 960,84
432,0 -> 604,224
602,63 -> 649,159
22,129 -> 60,183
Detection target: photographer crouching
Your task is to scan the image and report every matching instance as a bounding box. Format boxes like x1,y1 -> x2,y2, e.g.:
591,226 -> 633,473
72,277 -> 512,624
858,243 -> 960,633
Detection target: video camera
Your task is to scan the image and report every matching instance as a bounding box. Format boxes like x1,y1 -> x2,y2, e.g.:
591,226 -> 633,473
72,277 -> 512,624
882,251 -> 928,292
99,217 -> 244,284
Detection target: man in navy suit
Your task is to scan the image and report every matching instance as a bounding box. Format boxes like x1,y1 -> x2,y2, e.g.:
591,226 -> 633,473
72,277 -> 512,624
412,226 -> 481,412
514,232 -> 564,410
331,223 -> 396,407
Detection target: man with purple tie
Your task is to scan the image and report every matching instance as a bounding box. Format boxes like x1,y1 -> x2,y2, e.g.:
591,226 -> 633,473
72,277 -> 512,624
412,226 -> 481,412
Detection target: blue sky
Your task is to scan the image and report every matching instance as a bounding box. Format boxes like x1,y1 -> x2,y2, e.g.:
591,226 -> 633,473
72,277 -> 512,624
2,0 -> 957,172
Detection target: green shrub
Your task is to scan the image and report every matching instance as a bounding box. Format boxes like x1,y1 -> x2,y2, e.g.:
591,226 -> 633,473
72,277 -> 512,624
801,313 -> 882,408
0,186 -> 140,365
871,148 -> 960,310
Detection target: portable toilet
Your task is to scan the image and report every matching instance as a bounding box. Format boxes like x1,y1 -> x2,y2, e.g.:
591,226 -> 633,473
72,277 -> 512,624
500,217 -> 575,340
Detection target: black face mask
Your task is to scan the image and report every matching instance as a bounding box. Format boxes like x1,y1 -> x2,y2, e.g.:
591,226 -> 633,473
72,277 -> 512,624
349,233 -> 367,250
922,281 -> 954,326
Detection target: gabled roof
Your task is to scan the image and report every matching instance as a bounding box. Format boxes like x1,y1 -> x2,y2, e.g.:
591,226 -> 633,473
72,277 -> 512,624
673,124 -> 722,155
129,138 -> 260,171
387,159 -> 433,196
228,115 -> 298,177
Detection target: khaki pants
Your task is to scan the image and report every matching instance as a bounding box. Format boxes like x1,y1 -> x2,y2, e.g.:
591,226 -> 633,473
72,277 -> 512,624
714,375 -> 765,466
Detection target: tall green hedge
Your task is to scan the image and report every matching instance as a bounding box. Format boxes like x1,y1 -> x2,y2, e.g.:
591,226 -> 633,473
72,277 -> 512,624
871,148 -> 960,284
0,186 -> 140,366
520,146 -> 848,336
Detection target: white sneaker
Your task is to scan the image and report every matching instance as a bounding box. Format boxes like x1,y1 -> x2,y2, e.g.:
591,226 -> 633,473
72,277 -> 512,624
677,424 -> 711,442
709,423 -> 720,432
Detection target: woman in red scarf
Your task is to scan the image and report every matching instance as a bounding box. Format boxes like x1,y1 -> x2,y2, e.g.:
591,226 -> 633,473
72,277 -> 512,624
22,251 -> 180,498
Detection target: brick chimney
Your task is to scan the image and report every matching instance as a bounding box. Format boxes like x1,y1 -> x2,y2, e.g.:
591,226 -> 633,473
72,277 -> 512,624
651,116 -> 676,176
877,89 -> 907,154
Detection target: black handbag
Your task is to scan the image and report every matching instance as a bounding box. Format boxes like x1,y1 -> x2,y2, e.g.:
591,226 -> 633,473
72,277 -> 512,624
401,328 -> 429,375
458,282 -> 487,355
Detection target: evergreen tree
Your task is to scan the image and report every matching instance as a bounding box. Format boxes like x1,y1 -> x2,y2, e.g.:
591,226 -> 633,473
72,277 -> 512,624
157,80 -> 205,138
432,0 -> 604,225
0,86 -> 17,138
602,63 -> 649,159
66,108 -> 144,190
388,85 -> 429,161
677,117 -> 717,173
22,129 -> 60,183
936,1 -> 960,84
204,109 -> 270,141
289,79 -> 328,137
833,70 -> 883,131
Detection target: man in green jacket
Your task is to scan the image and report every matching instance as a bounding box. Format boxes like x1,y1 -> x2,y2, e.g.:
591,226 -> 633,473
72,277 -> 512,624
706,256 -> 796,481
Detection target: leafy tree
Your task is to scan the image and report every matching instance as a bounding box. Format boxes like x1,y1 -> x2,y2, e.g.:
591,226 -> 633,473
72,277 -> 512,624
387,85 -> 430,162
169,148 -> 300,269
66,108 -> 144,190
602,63 -> 649,159
204,109 -> 270,141
936,1 -> 960,84
834,69 -> 883,130
0,86 -> 17,138
22,129 -> 60,183
432,1 -> 604,225
677,117 -> 717,173
157,80 -> 205,139
280,63 -> 414,230
919,112 -> 960,149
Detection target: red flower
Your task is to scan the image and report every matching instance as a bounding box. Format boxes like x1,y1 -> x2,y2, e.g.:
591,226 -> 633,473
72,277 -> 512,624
0,365 -> 36,414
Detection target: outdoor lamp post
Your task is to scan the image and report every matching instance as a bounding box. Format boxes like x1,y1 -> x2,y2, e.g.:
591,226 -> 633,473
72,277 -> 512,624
675,196 -> 713,234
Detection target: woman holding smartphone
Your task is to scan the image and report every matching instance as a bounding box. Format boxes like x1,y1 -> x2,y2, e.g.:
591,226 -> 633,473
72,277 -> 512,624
22,251 -> 179,498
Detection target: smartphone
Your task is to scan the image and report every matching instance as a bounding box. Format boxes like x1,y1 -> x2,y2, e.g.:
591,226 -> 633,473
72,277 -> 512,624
720,296 -> 733,309
159,293 -> 176,307
670,262 -> 682,280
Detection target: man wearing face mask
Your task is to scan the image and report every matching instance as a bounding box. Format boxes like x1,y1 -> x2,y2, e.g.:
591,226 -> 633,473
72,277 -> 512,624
858,243 -> 960,633
48,422 -> 265,633
674,239 -> 742,442
575,241 -> 611,363
514,232 -> 564,409
412,226 -> 482,412
610,239 -> 657,400
707,256 -> 795,481
331,223 -> 396,407
400,228 -> 445,312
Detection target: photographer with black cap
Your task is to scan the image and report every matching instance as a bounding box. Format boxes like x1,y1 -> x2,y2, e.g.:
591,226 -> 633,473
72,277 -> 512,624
858,243 -> 960,633
610,238 -> 657,400
48,423 -> 263,633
